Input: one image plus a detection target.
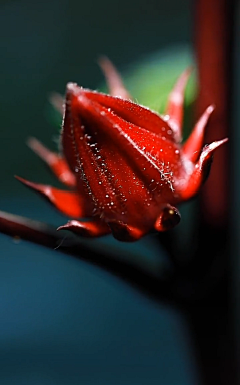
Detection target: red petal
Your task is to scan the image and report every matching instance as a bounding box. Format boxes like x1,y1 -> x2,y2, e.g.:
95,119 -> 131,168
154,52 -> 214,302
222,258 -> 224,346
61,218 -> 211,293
62,89 -> 120,214
62,85 -> 183,230
70,90 -> 176,191
76,86 -> 175,140
16,176 -> 88,218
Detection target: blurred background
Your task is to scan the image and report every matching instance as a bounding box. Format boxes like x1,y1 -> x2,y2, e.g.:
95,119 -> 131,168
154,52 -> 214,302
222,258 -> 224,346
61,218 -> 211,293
1,0 -> 237,384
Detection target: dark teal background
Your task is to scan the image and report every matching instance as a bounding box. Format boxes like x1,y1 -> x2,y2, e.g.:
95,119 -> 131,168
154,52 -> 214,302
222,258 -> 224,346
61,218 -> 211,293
0,0 -> 206,384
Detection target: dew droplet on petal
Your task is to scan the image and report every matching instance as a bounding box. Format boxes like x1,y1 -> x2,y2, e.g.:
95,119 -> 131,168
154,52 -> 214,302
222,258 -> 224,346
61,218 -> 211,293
163,115 -> 170,121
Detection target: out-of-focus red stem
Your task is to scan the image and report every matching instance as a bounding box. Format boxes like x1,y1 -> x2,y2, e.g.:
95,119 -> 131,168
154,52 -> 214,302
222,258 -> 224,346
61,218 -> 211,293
195,0 -> 234,227
192,2 -> 237,385
0,210 -> 181,305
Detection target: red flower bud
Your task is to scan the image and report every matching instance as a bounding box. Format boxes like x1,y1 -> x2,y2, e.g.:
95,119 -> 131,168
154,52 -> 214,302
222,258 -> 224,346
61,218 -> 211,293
18,60 -> 227,241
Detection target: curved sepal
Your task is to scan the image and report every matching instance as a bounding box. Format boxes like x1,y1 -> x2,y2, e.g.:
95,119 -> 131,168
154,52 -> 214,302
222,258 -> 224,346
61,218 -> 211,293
49,92 -> 64,115
165,68 -> 192,141
99,56 -> 132,100
182,105 -> 215,163
180,138 -> 228,200
58,219 -> 110,237
108,220 -> 144,242
15,176 -> 86,218
27,137 -> 76,188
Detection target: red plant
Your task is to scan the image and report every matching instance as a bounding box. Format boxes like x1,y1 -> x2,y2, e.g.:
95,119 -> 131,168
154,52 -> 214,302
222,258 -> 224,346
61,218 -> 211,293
17,59 -> 227,242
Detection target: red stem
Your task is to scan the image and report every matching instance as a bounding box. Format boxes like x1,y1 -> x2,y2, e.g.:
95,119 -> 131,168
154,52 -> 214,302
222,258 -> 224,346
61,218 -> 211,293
0,210 -> 180,305
195,0 -> 233,227
190,1 -> 238,384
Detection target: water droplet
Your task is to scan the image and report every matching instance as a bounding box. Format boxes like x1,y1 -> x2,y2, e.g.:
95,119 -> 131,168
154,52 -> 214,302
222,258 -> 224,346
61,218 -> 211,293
13,236 -> 21,244
163,115 -> 170,121
101,111 -> 106,116
175,149 -> 179,154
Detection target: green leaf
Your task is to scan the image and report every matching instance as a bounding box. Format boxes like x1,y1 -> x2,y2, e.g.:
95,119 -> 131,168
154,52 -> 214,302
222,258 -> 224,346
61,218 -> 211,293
121,45 -> 196,112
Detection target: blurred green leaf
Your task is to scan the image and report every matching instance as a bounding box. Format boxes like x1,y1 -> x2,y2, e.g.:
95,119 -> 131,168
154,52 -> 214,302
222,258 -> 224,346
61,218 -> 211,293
122,45 -> 196,139
47,45 -> 197,138
122,45 -> 196,112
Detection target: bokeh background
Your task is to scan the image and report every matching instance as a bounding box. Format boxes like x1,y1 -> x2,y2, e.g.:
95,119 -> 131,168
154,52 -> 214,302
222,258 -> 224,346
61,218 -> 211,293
2,0 -> 239,384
